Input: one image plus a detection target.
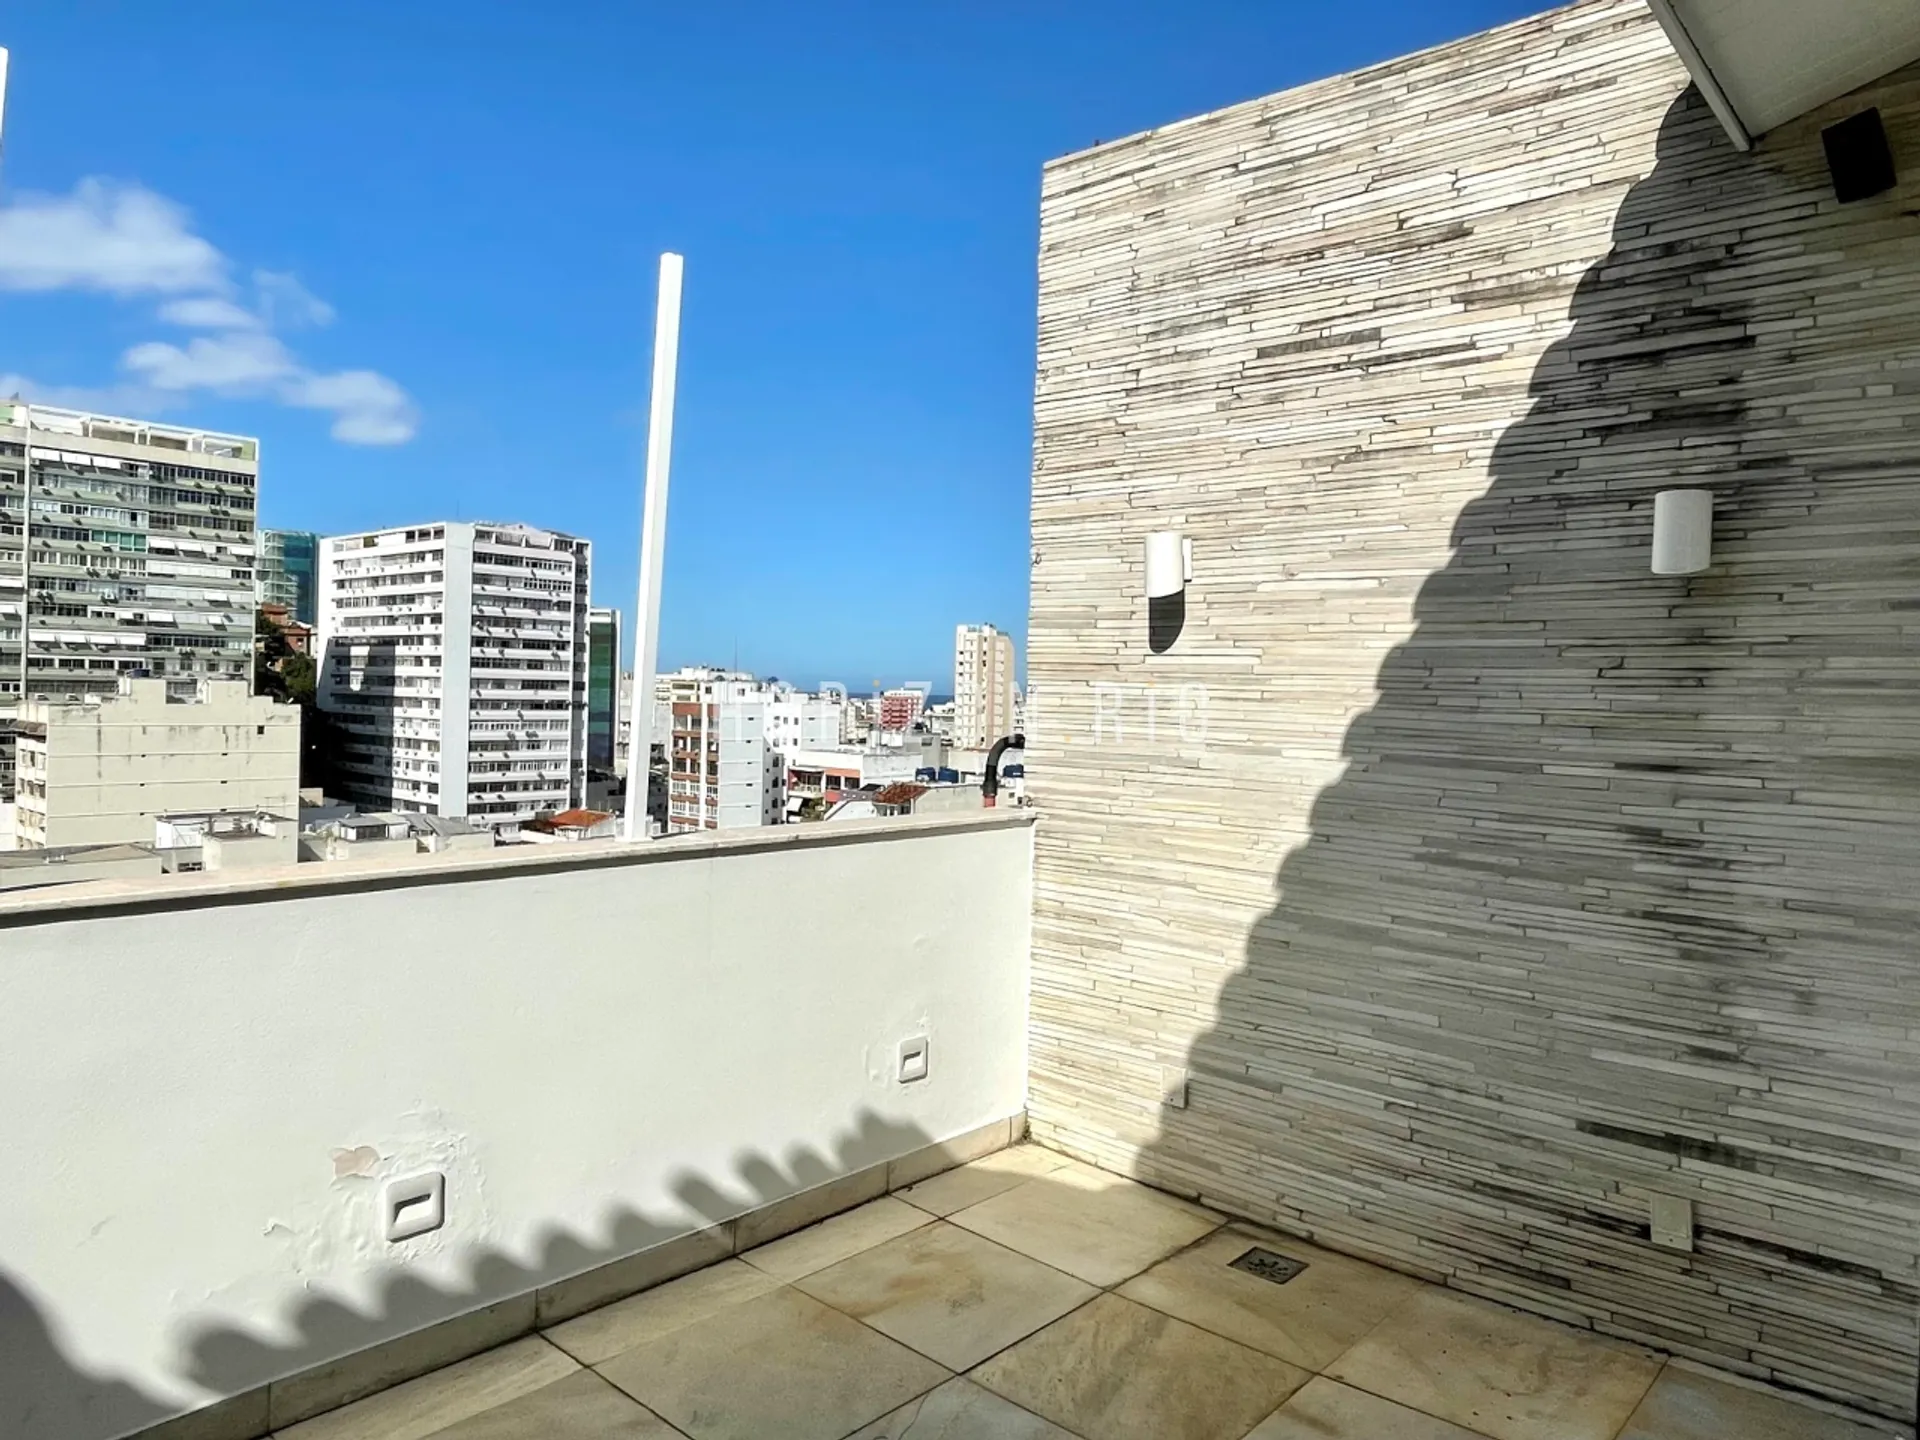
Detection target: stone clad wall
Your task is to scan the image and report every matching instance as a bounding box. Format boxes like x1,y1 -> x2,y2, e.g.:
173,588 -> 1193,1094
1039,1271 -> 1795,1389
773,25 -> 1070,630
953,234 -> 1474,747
1026,0 -> 1920,1416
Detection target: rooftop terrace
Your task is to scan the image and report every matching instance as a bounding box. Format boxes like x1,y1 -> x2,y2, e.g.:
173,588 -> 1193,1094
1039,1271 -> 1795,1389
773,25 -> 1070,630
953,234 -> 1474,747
264,1141 -> 1888,1440
9,1 -> 1920,1436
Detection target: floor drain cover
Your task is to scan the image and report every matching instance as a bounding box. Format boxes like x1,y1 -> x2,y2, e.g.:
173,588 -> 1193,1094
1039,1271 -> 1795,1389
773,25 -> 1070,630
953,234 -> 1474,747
1230,1247 -> 1307,1285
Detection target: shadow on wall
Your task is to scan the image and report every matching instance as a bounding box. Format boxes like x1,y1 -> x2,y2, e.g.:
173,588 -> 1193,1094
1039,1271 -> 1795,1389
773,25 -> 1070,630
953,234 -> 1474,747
1,1112 -> 931,1440
1138,86 -> 1920,1418
312,636 -> 398,804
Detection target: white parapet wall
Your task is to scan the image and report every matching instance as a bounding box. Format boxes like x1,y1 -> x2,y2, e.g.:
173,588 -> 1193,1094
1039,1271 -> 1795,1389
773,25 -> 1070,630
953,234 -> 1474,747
0,811 -> 1034,1440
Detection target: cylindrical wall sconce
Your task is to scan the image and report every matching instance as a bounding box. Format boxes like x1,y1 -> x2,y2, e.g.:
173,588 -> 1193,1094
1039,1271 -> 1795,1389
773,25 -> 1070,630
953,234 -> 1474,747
1651,489 -> 1713,576
1145,532 -> 1192,599
1145,531 -> 1192,654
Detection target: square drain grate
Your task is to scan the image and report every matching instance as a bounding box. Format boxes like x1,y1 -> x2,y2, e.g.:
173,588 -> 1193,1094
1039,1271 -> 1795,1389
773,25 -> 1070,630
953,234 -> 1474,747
1229,1246 -> 1308,1285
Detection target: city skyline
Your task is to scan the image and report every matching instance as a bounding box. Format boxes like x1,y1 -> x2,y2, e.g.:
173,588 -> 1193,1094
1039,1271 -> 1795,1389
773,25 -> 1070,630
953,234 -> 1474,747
0,2 -> 1537,681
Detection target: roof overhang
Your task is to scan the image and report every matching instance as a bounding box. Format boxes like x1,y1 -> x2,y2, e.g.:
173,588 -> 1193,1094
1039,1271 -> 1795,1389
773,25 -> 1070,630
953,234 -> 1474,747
1646,0 -> 1920,150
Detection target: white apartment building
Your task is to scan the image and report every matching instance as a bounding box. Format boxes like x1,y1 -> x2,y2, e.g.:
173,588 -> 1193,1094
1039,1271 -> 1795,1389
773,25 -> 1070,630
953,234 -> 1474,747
615,670 -> 636,775
953,622 -> 1017,749
1,403 -> 260,801
666,673 -> 784,833
716,695 -> 784,830
766,691 -> 846,756
785,732 -> 946,804
317,522 -> 590,827
11,677 -> 299,850
924,698 -> 957,743
840,694 -> 875,744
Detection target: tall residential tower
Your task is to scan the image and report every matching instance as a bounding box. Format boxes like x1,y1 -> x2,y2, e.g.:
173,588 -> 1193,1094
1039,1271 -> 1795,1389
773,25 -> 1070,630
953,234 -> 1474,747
952,622 -> 1016,749
1,403 -> 259,797
317,522 -> 590,827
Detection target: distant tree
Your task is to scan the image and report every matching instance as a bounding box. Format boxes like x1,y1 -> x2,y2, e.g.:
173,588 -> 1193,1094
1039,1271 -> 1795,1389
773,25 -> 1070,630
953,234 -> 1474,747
255,609 -> 293,662
253,608 -> 299,701
253,652 -> 288,701
281,651 -> 317,707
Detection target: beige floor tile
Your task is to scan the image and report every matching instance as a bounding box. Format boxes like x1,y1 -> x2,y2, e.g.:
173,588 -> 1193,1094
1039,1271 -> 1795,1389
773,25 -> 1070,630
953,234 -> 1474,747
597,1285 -> 948,1440
1118,1224 -> 1423,1371
898,1145 -> 1076,1218
971,1293 -> 1308,1440
845,1377 -> 1080,1440
412,1368 -> 683,1439
1327,1288 -> 1662,1440
948,1163 -> 1220,1287
1617,1365 -> 1889,1440
1244,1377 -> 1487,1440
542,1259 -> 775,1367
739,1196 -> 931,1282
274,1337 -> 577,1440
797,1220 -> 1098,1370
984,1143 -> 1080,1176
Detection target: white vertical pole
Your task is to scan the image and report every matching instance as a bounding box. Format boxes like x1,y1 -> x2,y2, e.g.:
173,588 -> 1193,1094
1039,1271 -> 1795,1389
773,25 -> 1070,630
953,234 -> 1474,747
0,50 -> 22,714
622,253 -> 684,841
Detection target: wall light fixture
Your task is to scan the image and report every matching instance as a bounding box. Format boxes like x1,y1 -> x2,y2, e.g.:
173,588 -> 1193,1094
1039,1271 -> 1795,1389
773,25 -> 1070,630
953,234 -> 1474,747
1652,489 -> 1713,576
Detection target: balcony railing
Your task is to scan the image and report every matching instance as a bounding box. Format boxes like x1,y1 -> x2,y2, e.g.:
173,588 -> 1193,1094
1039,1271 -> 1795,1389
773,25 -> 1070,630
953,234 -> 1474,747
1,807 -> 1038,1438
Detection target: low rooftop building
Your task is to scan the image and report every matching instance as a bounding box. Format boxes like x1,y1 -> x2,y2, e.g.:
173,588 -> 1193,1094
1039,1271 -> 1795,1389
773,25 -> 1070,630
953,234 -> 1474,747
153,810 -> 299,874
303,811 -> 417,864
11,677 -> 300,851
0,841 -> 161,892
411,813 -> 495,855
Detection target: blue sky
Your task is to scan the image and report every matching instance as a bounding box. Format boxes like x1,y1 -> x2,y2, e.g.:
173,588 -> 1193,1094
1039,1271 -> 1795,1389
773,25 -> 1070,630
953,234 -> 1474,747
0,0 -> 1536,685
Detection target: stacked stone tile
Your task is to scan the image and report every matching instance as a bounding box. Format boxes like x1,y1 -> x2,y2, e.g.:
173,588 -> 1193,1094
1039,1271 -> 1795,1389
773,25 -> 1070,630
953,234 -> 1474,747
1027,0 -> 1920,1419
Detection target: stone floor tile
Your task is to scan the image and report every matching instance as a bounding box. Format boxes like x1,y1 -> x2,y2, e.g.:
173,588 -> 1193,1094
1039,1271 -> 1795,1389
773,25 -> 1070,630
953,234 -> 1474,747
844,1377 -> 1081,1440
274,1337 -> 577,1440
947,1163 -> 1219,1287
1326,1288 -> 1662,1440
1117,1224 -> 1423,1371
738,1196 -> 931,1282
971,1293 -> 1307,1440
898,1146 -> 1077,1219
541,1259 -> 775,1367
797,1220 -> 1097,1370
1243,1377 -> 1487,1440
411,1368 -> 684,1439
596,1285 -> 949,1440
1617,1365 -> 1890,1440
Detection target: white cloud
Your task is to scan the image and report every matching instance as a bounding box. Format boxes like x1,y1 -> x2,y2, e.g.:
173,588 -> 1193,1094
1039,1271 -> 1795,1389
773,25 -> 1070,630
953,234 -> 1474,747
118,332 -> 418,445
156,296 -> 262,330
0,179 -> 228,295
283,370 -> 419,445
123,332 -> 298,392
0,177 -> 416,445
255,270 -> 335,329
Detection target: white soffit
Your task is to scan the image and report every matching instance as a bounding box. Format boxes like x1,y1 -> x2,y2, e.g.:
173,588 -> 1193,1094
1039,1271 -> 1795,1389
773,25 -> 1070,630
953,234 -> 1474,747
1648,0 -> 1920,148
